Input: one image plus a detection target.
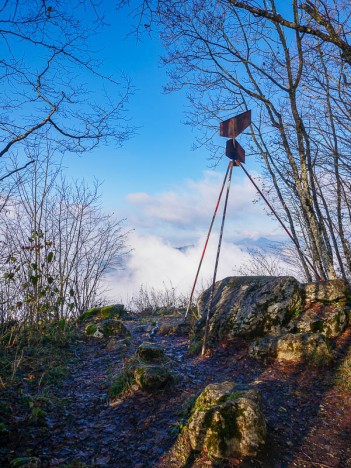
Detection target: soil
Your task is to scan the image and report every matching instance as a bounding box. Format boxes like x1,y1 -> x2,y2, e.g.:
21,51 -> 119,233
1,315 -> 351,467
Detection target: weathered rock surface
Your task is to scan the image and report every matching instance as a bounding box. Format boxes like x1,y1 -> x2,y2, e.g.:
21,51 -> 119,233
303,279 -> 350,305
249,333 -> 332,363
158,322 -> 191,336
133,364 -> 173,390
195,277 -> 350,347
186,382 -> 266,459
288,303 -> 348,338
85,319 -> 130,339
105,338 -> 131,352
196,276 -> 302,341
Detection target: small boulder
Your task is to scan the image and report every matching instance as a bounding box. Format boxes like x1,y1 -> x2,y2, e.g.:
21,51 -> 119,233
85,319 -> 130,339
134,364 -> 173,391
137,342 -> 166,362
187,382 -> 266,459
249,332 -> 332,364
79,304 -> 127,323
105,338 -> 131,352
158,322 -> 191,336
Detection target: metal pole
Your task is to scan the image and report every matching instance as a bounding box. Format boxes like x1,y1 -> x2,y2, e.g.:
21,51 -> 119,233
201,161 -> 234,356
184,161 -> 232,320
238,161 -> 324,281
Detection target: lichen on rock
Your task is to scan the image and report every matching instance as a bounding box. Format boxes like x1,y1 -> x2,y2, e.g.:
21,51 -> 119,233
186,382 -> 266,459
195,276 -> 303,343
249,332 -> 333,364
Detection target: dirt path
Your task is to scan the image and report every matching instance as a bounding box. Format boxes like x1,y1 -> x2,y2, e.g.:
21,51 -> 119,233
1,317 -> 351,467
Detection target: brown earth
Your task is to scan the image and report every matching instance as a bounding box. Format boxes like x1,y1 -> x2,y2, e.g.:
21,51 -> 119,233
1,315 -> 351,467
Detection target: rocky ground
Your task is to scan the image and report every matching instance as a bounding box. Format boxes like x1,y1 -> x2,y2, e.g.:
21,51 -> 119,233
1,314 -> 351,467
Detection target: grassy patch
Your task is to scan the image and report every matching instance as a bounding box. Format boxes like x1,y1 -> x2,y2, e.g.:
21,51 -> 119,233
109,370 -> 135,400
0,320 -> 78,387
335,354 -> 351,391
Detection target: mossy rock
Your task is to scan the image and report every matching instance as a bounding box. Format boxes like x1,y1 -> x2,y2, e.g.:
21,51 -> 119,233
134,364 -> 173,391
79,304 -> 127,323
85,319 -> 131,338
291,303 -> 348,338
186,382 -> 266,459
136,342 -> 166,362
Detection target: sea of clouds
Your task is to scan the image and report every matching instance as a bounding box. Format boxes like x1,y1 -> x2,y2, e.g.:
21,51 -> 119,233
105,169 -> 284,304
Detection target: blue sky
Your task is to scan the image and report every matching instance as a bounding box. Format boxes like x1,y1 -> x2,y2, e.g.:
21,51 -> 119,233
60,3 -> 288,301
64,4 -> 206,205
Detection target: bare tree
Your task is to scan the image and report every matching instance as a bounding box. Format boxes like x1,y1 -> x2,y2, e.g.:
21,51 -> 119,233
0,151 -> 129,323
120,0 -> 351,282
0,0 -> 132,172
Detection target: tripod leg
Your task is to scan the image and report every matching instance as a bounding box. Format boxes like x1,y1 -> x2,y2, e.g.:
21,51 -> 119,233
184,161 -> 232,320
201,161 -> 234,356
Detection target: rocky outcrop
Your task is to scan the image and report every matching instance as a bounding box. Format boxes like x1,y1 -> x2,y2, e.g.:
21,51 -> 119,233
186,382 -> 266,459
196,276 -> 302,342
303,279 -> 350,305
195,277 -> 350,350
249,333 -> 333,364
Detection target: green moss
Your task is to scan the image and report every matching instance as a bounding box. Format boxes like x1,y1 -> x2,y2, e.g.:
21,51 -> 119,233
79,307 -> 101,322
204,402 -> 243,458
134,364 -> 172,390
79,304 -> 127,323
84,323 -> 98,335
109,371 -> 134,399
188,340 -> 202,356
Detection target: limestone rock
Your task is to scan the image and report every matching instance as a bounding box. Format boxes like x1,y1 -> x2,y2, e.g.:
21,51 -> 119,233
85,319 -> 130,339
196,276 -> 302,342
187,382 -> 266,459
133,364 -> 173,391
289,303 -> 348,338
304,279 -> 350,305
249,332 -> 332,364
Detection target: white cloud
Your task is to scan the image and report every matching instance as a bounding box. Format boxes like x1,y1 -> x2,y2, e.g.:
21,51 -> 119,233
124,169 -> 281,245
106,169 -> 286,304
105,231 -> 251,304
